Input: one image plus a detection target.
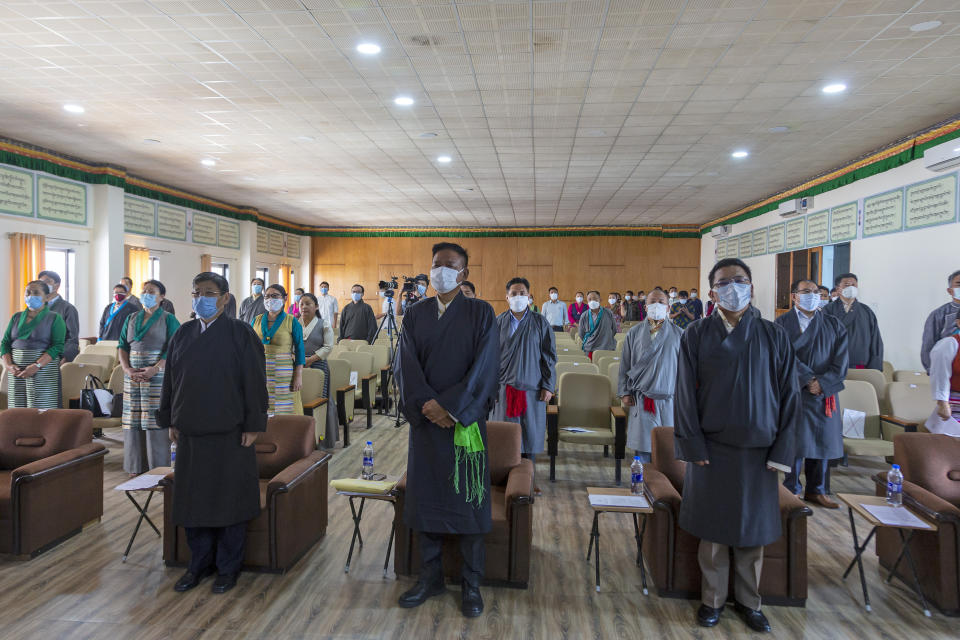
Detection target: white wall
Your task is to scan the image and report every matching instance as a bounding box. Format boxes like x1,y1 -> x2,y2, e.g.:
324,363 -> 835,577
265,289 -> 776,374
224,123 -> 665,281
700,158 -> 958,371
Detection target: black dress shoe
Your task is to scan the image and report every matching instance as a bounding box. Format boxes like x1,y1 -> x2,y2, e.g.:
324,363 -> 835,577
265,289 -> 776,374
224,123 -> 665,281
734,602 -> 771,633
174,567 -> 214,592
398,577 -> 445,608
211,573 -> 239,594
697,604 -> 723,627
461,580 -> 484,618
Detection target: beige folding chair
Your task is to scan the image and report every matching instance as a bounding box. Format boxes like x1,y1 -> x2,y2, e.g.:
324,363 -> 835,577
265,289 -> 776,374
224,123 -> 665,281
300,367 -> 329,445
357,344 -> 390,401
893,370 -> 929,383
336,350 -> 377,429
553,362 -> 599,403
555,344 -> 580,356
557,354 -> 591,364
60,362 -> 106,410
546,372 -> 627,485
881,361 -> 894,383
325,358 -> 356,447
74,352 -> 116,375
595,355 -> 621,378
82,342 -> 120,360
607,362 -> 621,407
94,340 -> 119,349
845,368 -> 888,414
839,380 -> 893,461
337,339 -> 365,351
591,349 -> 618,364
884,381 -> 934,435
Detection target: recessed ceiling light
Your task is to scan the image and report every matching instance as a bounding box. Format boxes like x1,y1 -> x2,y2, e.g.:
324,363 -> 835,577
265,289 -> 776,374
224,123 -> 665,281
242,176 -> 257,182
731,150 -> 749,159
822,83 -> 847,94
437,155 -> 452,163
394,96 -> 414,106
768,126 -> 789,133
143,138 -> 162,144
356,43 -> 381,55
910,20 -> 941,32
418,132 -> 438,138
201,158 -> 216,167
296,135 -> 315,142
582,129 -> 606,137
63,104 -> 84,114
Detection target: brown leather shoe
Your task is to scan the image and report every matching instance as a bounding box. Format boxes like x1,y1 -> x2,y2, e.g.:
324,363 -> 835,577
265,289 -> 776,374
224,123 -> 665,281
804,493 -> 839,509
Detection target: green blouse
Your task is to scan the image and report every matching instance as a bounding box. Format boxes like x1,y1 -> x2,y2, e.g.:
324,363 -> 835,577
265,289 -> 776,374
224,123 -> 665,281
0,307 -> 66,359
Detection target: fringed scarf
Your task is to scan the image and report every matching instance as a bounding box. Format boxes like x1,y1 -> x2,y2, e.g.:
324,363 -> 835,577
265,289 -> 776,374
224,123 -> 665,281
452,421 -> 486,509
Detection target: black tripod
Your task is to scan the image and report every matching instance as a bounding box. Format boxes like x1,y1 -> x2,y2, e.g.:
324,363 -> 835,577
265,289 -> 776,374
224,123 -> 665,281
374,295 -> 406,428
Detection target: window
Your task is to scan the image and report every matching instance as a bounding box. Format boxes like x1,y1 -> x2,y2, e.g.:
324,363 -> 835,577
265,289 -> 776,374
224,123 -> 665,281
44,248 -> 76,304
290,269 -> 296,292
256,267 -> 269,286
212,263 -> 229,281
149,256 -> 161,281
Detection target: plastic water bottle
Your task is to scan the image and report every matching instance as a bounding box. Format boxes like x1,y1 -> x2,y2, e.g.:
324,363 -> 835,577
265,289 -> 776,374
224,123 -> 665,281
630,456 -> 644,496
170,441 -> 176,465
362,441 -> 374,480
886,464 -> 903,507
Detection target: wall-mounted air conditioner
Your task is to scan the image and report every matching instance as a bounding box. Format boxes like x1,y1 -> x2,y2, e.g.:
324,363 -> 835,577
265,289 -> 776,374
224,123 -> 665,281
923,139 -> 960,172
777,196 -> 812,217
710,225 -> 730,239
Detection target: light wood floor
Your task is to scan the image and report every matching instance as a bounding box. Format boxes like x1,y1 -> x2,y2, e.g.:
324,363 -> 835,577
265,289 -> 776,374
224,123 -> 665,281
0,416 -> 955,639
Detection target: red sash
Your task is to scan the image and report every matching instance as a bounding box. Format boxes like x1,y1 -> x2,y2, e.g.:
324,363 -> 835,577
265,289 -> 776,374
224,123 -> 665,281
642,396 -> 656,414
505,385 -> 527,418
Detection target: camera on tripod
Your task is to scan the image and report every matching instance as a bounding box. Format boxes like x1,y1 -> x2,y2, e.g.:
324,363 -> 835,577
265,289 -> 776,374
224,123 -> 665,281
378,275 -> 420,302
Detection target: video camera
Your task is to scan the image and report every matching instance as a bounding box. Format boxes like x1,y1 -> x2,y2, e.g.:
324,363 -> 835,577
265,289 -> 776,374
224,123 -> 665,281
378,275 -> 421,302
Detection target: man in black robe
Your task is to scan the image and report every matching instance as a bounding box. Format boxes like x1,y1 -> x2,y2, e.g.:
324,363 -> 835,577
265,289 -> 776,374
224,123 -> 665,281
774,279 -> 848,508
98,283 -> 139,341
822,272 -> 883,370
239,277 -> 266,324
158,272 -> 267,594
38,270 -> 79,362
394,242 -> 499,618
675,258 -> 798,633
338,284 -> 378,343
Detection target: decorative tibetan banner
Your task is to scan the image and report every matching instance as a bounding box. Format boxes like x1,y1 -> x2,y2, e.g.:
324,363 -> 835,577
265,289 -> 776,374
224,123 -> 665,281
804,210 -> 829,248
904,174 -> 956,230
218,219 -> 240,249
0,165 -> 33,217
784,217 -> 805,251
37,176 -> 86,225
268,230 -> 285,256
256,227 -> 270,254
286,233 -> 301,259
751,228 -> 767,256
191,212 -> 218,245
737,234 -> 751,259
157,205 -> 187,241
862,188 -> 904,237
829,202 -> 858,243
715,238 -> 726,259
123,195 -> 156,236
767,222 -> 786,254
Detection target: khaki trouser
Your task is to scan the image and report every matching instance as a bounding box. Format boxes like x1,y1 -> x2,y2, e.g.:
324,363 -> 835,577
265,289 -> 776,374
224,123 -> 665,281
698,540 -> 763,610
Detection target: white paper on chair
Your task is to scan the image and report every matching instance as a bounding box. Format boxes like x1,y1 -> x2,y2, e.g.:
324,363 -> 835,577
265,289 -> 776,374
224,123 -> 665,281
589,494 -> 649,509
114,474 -> 166,491
860,504 -> 932,529
350,371 -> 358,387
842,409 -> 866,439
924,412 -> 960,437
561,427 -> 593,433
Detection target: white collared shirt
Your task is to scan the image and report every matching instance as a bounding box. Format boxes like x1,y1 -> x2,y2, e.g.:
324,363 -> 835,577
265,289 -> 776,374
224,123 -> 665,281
199,315 -> 218,334
795,306 -> 814,333
437,296 -> 452,318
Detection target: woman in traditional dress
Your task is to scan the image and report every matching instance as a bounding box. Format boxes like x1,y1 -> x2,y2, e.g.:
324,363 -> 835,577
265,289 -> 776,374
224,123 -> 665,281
118,279 -> 181,475
253,284 -> 304,414
298,293 -> 339,442
1,280 -> 66,409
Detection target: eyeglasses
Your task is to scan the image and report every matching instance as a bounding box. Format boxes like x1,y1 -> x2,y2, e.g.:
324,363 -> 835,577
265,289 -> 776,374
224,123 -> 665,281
795,289 -> 818,295
264,293 -> 283,300
191,290 -> 221,298
713,277 -> 751,287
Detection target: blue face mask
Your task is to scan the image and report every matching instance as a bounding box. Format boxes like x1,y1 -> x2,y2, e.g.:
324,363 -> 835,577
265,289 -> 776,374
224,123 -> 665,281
192,296 -> 219,320
293,294 -> 302,302
417,284 -> 427,296
25,295 -> 44,310
140,293 -> 158,309
320,287 -> 329,295
252,284 -> 263,295
351,292 -> 363,302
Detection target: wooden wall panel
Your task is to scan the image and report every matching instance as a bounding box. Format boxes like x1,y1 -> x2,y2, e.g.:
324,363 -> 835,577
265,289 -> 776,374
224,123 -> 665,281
312,235 -> 700,315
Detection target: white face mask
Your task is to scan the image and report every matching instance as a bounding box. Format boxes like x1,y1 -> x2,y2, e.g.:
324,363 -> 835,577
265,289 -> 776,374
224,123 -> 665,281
624,295 -> 631,301
690,292 -> 698,299
818,299 -> 830,309
588,300 -> 600,310
714,282 -> 752,312
608,297 -> 617,306
575,296 -> 583,303
830,296 -> 838,302
841,285 -> 858,299
646,302 -> 667,321
508,295 -> 529,313
549,292 -> 558,301
264,298 -> 284,313
639,295 -> 646,301
950,288 -> 959,301
429,266 -> 462,294
669,291 -> 677,298
794,292 -> 820,313
677,298 -> 687,305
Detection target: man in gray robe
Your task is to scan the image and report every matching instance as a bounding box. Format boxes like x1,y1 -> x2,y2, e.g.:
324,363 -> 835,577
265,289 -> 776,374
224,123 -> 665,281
238,278 -> 266,325
490,277 -> 556,495
38,270 -> 79,362
617,288 -> 681,462
822,272 -> 883,370
578,290 -> 616,355
675,258 -> 798,633
774,279 -> 848,509
921,269 -> 960,372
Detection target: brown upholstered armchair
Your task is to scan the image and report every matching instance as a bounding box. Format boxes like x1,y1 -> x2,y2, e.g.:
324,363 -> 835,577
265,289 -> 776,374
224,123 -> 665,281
872,433 -> 960,616
393,421 -> 535,587
162,415 -> 332,572
0,409 -> 107,556
643,427 -> 811,606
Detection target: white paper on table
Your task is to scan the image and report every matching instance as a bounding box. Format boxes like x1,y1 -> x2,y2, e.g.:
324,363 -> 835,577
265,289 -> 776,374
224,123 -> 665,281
561,427 -> 593,433
589,494 -> 650,509
842,409 -> 865,439
114,474 -> 167,492
924,412 -> 960,437
350,371 -> 358,387
861,504 -> 932,529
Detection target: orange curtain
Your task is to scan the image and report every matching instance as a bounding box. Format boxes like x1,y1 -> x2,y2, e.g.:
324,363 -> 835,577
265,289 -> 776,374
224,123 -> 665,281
9,233 -> 46,312
125,246 -> 150,294
279,264 -> 293,296
200,254 -> 212,273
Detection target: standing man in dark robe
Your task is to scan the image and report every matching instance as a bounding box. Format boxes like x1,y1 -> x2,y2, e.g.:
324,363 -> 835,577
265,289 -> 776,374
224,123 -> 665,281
38,270 -> 79,362
338,284 -> 377,343
158,272 -> 267,594
490,277 -> 556,497
578,290 -> 616,356
394,242 -> 499,618
823,273 -> 883,371
99,283 -> 139,341
674,258 -> 798,633
920,269 -> 960,372
239,277 -> 266,325
775,279 -> 848,509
